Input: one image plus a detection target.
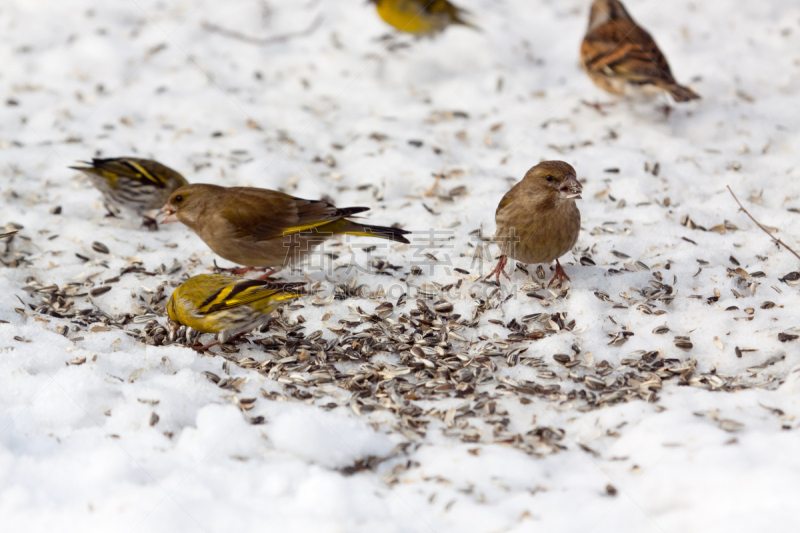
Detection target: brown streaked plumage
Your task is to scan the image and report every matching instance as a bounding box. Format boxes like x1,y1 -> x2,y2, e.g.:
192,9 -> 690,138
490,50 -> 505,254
70,157 -> 188,217
160,184 -> 410,272
580,0 -> 699,103
487,161 -> 582,287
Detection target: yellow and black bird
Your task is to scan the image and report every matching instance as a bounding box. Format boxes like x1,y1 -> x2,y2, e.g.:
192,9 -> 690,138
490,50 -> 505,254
369,0 -> 477,36
167,274 -> 306,348
70,157 -> 188,228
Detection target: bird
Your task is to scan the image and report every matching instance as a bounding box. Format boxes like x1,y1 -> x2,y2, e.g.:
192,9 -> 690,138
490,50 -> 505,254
70,157 -> 188,229
166,273 -> 306,349
580,0 -> 700,103
368,0 -> 477,36
160,184 -> 411,276
487,161 -> 582,287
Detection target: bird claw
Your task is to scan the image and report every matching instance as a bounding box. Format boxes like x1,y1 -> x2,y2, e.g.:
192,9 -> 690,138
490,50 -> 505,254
141,215 -> 159,231
190,332 -> 249,353
485,255 -> 510,284
548,260 -> 571,288
214,265 -> 276,279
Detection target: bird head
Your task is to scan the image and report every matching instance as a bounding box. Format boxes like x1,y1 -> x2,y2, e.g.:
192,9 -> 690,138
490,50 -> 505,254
159,184 -> 218,226
523,160 -> 582,204
588,0 -> 632,30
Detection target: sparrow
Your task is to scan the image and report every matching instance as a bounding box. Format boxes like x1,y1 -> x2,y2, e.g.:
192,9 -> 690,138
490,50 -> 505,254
487,161 -> 582,287
580,0 -> 700,102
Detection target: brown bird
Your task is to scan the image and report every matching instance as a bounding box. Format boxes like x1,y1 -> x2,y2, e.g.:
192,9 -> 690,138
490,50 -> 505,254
487,161 -> 582,287
160,184 -> 410,276
580,0 -> 700,103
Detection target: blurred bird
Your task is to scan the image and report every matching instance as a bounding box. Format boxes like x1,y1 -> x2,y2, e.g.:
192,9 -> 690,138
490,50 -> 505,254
580,0 -> 700,103
70,157 -> 188,229
160,184 -> 410,275
488,161 -> 582,287
368,0 -> 477,36
167,273 -> 306,348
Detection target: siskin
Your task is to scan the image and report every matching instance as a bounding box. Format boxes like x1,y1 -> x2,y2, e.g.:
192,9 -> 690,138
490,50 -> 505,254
70,157 -> 188,227
167,274 -> 306,346
488,161 -> 582,287
581,0 -> 700,103
160,184 -> 410,275
368,0 -> 477,36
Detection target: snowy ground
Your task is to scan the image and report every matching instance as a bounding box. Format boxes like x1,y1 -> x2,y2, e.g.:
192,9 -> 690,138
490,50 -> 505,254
2,0 -> 800,531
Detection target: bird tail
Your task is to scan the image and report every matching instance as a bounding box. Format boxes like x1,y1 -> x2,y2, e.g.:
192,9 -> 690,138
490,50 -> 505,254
453,11 -> 480,31
661,83 -> 700,103
342,221 -> 411,244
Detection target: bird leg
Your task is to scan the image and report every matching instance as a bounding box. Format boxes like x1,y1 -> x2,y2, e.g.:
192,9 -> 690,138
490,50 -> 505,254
103,203 -> 119,218
191,332 -> 248,353
657,103 -> 674,119
214,265 -> 274,278
485,254 -> 510,284
548,259 -> 571,288
255,269 -> 277,281
581,99 -> 616,116
141,215 -> 159,231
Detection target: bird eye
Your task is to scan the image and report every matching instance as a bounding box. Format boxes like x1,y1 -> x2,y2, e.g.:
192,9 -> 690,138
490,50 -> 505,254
174,195 -> 184,203
545,175 -> 555,182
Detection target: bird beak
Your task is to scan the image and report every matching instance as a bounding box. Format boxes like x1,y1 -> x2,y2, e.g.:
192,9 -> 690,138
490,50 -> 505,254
159,204 -> 179,224
560,175 -> 583,200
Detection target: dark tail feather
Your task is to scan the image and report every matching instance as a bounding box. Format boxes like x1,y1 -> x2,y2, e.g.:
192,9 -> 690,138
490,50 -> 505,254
664,83 -> 700,103
343,221 -> 410,244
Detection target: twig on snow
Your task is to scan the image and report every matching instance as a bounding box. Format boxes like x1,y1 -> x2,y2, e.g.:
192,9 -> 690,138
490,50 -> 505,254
727,185 -> 800,262
203,14 -> 324,45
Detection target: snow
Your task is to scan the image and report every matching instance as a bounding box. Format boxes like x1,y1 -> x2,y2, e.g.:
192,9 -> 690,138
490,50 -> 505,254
2,0 -> 800,531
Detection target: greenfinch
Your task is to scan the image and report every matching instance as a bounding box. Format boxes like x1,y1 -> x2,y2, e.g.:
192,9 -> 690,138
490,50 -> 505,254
70,157 -> 189,226
167,274 -> 305,345
581,0 -> 700,102
368,0 -> 476,36
487,161 -> 582,287
160,184 -> 410,273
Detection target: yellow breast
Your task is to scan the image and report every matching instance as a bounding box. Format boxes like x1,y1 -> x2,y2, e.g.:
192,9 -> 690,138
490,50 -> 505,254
376,1 -> 438,35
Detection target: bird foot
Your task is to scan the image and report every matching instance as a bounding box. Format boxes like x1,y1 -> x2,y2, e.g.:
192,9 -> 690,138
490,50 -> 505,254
548,260 -> 571,288
485,255 -> 510,284
255,269 -> 277,281
214,265 -> 275,278
657,103 -> 674,119
191,332 -> 248,353
581,99 -> 616,115
141,215 -> 159,231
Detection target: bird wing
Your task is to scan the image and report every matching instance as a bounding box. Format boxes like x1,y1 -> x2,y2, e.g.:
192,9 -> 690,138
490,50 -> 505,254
583,21 -> 675,83
198,278 -> 305,315
424,0 -> 460,16
219,189 -> 369,241
495,186 -> 517,217
71,158 -> 185,189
